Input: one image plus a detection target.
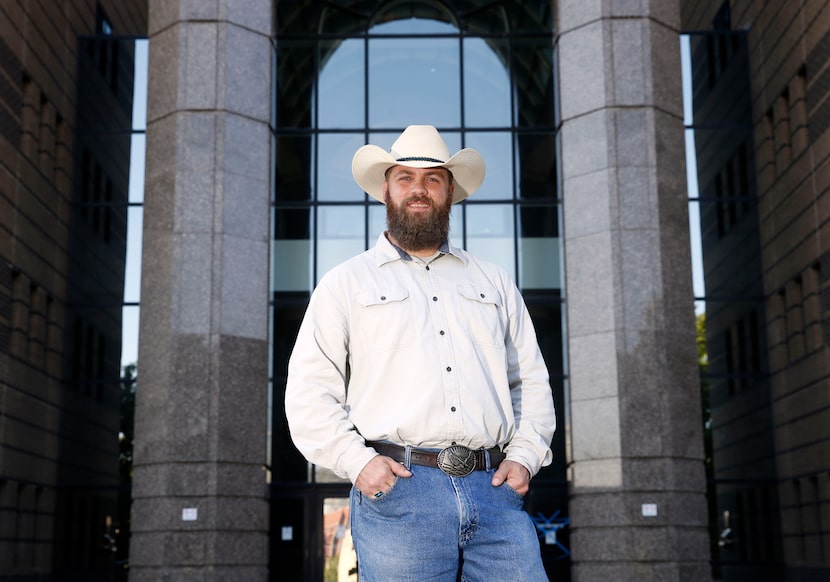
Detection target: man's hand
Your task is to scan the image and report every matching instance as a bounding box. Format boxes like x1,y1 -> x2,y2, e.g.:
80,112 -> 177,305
490,459 -> 531,496
355,455 -> 413,498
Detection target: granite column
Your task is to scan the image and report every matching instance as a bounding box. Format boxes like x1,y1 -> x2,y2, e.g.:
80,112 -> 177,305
129,1 -> 272,579
558,1 -> 712,580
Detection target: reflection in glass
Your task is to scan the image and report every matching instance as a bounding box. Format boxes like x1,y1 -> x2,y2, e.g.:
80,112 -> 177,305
276,39 -> 314,129
449,203 -> 464,246
276,135 -> 313,202
319,39 -> 365,129
128,133 -> 145,203
273,209 -> 312,292
505,1 -> 554,32
464,38 -> 510,128
368,204 -> 387,243
121,305 -> 140,368
368,36 -> 460,128
123,206 -> 143,303
370,13 -> 456,34
516,133 -> 557,200
318,206 -> 365,282
323,497 -> 356,581
518,206 -> 560,290
131,39 -> 148,129
318,133 -> 367,201
465,204 -> 515,279
511,38 -> 555,128
465,132 -> 513,200
271,4 -> 567,577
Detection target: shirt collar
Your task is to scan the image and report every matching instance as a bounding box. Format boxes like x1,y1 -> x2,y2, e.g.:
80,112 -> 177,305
374,232 -> 467,267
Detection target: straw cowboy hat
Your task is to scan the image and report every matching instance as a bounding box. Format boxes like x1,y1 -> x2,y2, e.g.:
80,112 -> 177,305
352,125 -> 485,204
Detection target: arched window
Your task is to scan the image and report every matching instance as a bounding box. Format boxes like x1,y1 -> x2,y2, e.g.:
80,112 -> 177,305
270,3 -> 567,578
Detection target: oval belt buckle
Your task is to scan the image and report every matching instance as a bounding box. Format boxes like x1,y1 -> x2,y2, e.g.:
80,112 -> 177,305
437,445 -> 476,477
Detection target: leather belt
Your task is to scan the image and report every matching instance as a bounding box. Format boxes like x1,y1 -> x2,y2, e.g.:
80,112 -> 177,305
366,441 -> 505,477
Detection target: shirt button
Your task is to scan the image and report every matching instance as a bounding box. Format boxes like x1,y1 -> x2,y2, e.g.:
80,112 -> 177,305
446,366 -> 452,372
439,330 -> 445,335
480,293 -> 485,298
451,407 -> 457,412
426,266 -> 430,271
380,296 -> 386,301
432,296 -> 438,301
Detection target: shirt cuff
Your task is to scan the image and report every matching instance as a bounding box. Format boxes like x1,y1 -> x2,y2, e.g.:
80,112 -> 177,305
343,446 -> 380,484
504,445 -> 549,477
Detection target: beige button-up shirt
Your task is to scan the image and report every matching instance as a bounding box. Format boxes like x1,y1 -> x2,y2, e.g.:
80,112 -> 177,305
285,233 -> 556,483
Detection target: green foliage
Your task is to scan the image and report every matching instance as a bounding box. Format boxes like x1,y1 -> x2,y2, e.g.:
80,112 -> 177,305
696,312 -> 708,371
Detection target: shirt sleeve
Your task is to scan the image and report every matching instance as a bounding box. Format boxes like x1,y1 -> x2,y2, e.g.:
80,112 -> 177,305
501,279 -> 556,476
284,276 -> 378,483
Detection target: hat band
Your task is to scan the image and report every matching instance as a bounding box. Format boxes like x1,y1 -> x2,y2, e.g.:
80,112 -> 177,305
395,156 -> 446,164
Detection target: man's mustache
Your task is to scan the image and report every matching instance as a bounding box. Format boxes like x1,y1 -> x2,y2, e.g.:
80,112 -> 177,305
404,195 -> 433,207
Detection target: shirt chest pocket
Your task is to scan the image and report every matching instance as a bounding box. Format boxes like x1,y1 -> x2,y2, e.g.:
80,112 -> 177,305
456,285 -> 505,347
355,286 -> 414,351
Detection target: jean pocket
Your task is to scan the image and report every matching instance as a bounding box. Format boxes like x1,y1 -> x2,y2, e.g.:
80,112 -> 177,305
369,476 -> 400,504
497,481 -> 526,506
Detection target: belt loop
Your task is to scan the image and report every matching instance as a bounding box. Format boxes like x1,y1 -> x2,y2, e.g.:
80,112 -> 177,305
404,445 -> 412,470
484,448 -> 492,471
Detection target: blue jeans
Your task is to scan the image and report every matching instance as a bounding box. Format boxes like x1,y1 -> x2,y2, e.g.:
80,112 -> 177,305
350,463 -> 549,581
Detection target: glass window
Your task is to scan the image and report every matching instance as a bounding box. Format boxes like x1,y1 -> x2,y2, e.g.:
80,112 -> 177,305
371,14 -> 457,34
518,205 -> 561,290
128,133 -> 145,203
511,38 -> 555,128
368,203 -> 387,243
318,39 -> 365,129
322,497 -> 355,578
271,1 -> 563,499
275,135 -> 313,202
506,1 -> 554,32
123,206 -> 143,303
516,133 -> 558,200
276,39 -> 315,129
273,209 -> 313,292
464,131 -> 513,200
121,305 -> 140,369
368,36 -> 461,128
317,133 -> 366,201
317,206 -> 365,281
465,204 -> 515,279
271,3 -> 566,576
463,38 -> 510,128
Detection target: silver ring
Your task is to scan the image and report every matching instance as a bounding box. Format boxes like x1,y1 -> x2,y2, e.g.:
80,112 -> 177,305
374,491 -> 384,498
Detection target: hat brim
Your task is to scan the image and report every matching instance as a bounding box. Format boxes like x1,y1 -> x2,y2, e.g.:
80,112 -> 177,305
352,145 -> 485,204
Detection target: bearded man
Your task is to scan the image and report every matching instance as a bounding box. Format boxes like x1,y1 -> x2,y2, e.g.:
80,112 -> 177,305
285,125 -> 555,581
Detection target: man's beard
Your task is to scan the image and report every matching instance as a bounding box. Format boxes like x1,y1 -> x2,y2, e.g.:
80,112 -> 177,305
385,191 -> 452,252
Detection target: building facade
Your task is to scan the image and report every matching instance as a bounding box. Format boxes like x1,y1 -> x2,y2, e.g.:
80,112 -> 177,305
0,1 -> 147,579
683,2 -> 830,580
3,1 -> 828,581
130,1 -> 710,581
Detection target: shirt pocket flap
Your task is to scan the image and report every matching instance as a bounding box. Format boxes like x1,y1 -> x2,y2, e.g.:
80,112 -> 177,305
457,284 -> 501,307
357,286 -> 410,307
